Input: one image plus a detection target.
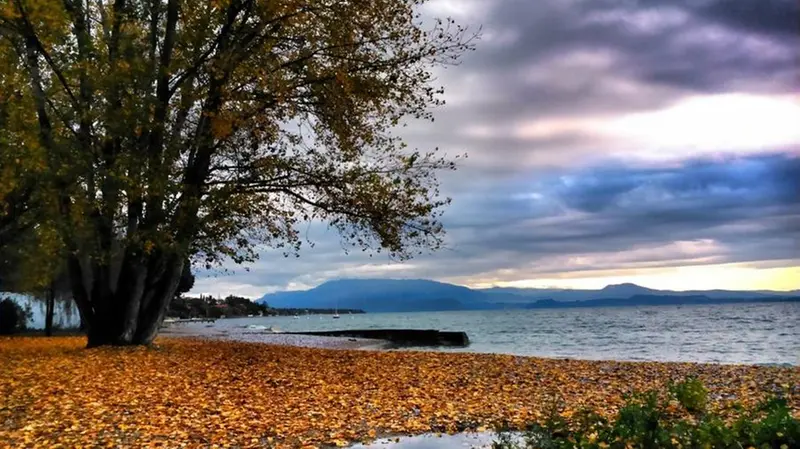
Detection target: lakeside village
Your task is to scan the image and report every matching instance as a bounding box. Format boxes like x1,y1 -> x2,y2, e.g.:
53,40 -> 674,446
167,294 -> 364,320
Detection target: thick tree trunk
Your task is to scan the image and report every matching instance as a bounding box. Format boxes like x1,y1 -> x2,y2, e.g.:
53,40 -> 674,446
84,291 -> 176,347
85,319 -> 115,348
73,253 -> 185,348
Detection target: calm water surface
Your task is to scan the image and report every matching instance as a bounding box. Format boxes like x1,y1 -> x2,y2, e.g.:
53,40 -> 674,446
213,303 -> 799,365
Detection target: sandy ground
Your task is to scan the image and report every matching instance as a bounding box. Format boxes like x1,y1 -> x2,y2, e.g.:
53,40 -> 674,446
160,321 -> 388,350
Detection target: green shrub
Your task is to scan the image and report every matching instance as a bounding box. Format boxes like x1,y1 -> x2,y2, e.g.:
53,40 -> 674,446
0,297 -> 31,334
493,378 -> 799,449
669,376 -> 708,414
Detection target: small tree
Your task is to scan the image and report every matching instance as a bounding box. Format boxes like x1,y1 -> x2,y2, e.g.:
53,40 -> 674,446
0,297 -> 32,334
0,0 -> 476,346
0,171 -> 69,337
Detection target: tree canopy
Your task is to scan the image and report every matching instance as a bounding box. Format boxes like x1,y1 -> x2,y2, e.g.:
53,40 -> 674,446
0,0 -> 475,345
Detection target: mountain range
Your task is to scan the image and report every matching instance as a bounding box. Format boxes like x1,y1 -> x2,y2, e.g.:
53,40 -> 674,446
258,279 -> 800,313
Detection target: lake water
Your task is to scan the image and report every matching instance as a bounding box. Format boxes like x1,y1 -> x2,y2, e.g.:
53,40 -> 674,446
210,302 -> 800,366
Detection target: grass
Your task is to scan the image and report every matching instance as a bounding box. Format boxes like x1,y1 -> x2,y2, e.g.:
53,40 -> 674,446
492,378 -> 799,449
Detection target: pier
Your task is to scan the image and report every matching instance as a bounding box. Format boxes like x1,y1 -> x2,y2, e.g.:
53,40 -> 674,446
162,317 -> 217,326
286,329 -> 470,347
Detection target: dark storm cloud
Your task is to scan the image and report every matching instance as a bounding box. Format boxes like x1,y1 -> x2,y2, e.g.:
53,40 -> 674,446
555,154 -> 800,215
197,0 -> 800,295
444,153 -> 800,262
466,0 -> 798,88
438,0 -> 796,124
676,0 -> 799,38
402,0 -> 800,181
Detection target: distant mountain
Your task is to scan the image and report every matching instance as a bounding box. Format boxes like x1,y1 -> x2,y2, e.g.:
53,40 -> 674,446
479,284 -> 796,302
478,284 -> 657,302
258,279 -> 799,313
523,294 -> 800,309
258,279 -> 494,313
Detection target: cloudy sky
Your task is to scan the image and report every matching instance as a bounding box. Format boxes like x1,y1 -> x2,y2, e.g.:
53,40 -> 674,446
195,0 -> 800,298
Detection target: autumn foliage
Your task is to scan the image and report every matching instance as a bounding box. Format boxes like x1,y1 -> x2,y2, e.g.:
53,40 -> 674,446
1,337 -> 798,448
0,0 -> 475,346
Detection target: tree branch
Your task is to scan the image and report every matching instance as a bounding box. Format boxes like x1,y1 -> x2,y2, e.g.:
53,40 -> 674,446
15,3 -> 81,112
63,0 -> 97,153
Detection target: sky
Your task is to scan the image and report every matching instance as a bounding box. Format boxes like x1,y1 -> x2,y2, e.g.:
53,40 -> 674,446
195,0 -> 800,298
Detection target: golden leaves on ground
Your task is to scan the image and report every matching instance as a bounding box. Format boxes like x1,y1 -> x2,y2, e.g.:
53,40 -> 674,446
1,337 -> 798,448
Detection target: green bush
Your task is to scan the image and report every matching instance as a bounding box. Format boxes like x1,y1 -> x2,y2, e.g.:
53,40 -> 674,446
493,378 -> 799,449
0,297 -> 31,334
669,376 -> 708,414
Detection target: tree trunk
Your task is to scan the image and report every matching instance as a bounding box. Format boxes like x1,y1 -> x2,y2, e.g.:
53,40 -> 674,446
44,285 -> 55,337
72,253 -> 185,348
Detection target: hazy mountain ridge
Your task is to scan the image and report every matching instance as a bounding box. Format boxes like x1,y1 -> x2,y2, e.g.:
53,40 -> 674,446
478,283 -> 798,302
519,294 -> 799,309
258,279 -> 799,313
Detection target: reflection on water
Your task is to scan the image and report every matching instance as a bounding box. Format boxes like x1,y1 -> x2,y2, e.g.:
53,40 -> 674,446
349,432 -> 502,449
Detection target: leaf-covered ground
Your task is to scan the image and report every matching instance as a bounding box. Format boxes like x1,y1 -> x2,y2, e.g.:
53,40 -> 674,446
1,337 -> 798,449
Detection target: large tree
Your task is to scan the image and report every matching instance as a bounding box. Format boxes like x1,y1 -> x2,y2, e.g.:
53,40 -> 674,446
0,0 -> 475,346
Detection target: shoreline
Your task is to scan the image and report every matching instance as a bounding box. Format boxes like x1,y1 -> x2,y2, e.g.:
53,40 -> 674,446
161,321 -> 390,350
